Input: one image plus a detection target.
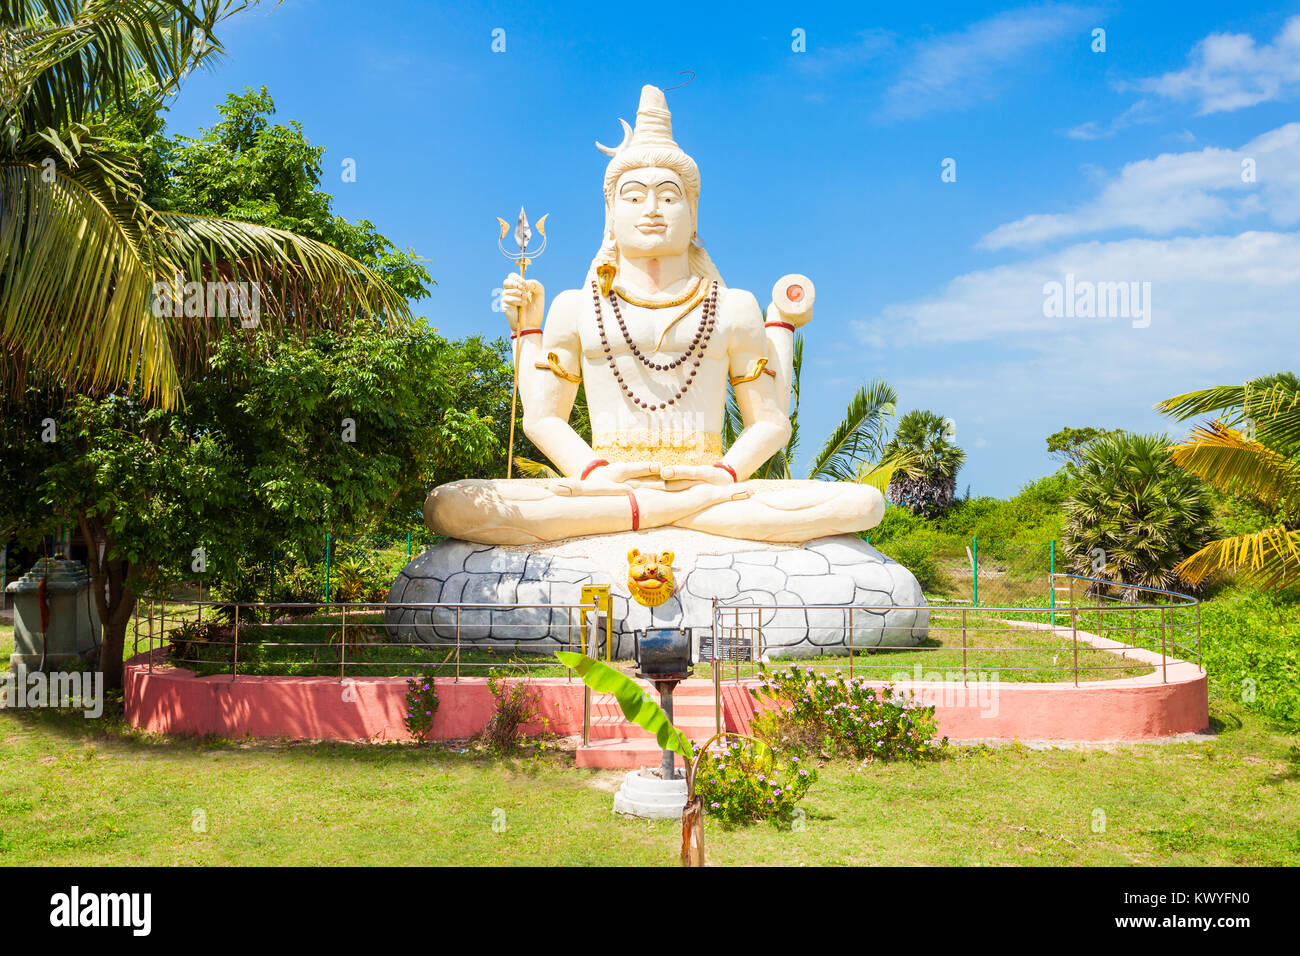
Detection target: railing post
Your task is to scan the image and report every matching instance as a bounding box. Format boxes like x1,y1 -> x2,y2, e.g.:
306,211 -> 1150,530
582,682 -> 591,747
961,606 -> 968,686
324,534 -> 332,603
1196,602 -> 1203,672
1070,606 -> 1079,688
848,607 -> 854,680
1159,605 -> 1168,684
1049,541 -> 1056,627
233,604 -> 240,681
455,605 -> 461,684
340,603 -> 347,681
971,536 -> 979,607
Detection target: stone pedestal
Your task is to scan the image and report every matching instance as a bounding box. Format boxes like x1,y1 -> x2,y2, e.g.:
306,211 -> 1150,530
612,768 -> 687,819
385,530 -> 927,657
6,558 -> 102,672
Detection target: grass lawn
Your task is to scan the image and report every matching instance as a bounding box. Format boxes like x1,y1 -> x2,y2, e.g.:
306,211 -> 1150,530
2,592 -> 1296,866
0,696 -> 1295,865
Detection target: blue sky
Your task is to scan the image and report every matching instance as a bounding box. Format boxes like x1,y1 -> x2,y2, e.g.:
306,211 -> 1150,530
164,1 -> 1300,496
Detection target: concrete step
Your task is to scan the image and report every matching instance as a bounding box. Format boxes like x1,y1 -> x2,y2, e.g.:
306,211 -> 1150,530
587,714 -> 717,739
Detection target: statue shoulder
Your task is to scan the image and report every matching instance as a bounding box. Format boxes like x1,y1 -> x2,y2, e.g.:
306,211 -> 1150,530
543,288 -> 587,336
717,286 -> 764,328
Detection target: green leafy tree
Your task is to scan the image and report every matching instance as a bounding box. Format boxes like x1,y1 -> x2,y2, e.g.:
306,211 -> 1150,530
882,410 -> 967,517
1046,426 -> 1116,468
1061,431 -> 1213,598
0,326 -> 500,690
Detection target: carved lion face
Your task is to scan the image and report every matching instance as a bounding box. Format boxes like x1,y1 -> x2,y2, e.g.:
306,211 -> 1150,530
627,548 -> 675,607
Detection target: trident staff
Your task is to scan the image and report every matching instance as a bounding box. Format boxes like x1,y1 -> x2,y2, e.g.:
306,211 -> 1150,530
496,207 -> 548,478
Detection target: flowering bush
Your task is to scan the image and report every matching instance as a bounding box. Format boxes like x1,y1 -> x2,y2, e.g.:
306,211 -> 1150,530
482,669 -> 546,753
751,665 -> 946,761
694,738 -> 817,829
404,674 -> 440,743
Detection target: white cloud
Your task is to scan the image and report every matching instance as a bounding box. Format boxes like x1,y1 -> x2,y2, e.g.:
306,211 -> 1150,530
880,4 -> 1093,118
979,123 -> 1300,249
857,231 -> 1300,349
852,231 -> 1300,489
1129,15 -> 1300,114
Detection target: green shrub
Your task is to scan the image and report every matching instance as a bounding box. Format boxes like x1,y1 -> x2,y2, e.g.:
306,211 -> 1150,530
404,675 -> 440,742
1062,432 -> 1213,596
1200,587 -> 1300,725
752,664 -> 947,761
482,670 -> 545,752
874,532 -> 951,595
694,738 -> 816,829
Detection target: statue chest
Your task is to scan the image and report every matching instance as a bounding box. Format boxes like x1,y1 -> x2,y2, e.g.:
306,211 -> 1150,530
578,296 -> 723,365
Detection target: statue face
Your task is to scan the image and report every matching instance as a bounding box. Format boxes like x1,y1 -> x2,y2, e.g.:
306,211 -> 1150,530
611,166 -> 693,260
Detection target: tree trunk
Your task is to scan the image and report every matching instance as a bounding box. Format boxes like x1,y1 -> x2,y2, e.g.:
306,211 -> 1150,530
680,796 -> 705,866
79,515 -> 138,692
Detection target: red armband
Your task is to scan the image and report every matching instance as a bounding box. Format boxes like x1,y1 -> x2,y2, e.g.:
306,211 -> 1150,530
627,490 -> 640,531
765,321 -> 796,332
580,458 -> 609,480
510,328 -> 543,340
713,462 -> 738,483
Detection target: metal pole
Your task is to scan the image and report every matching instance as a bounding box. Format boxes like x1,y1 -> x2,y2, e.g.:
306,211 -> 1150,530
324,534 -> 332,603
848,607 -> 854,679
340,603 -> 347,680
455,606 -> 461,683
961,606 -> 968,686
713,642 -> 722,736
972,536 -> 979,607
407,532 -> 412,559
1196,602 -> 1203,672
660,684 -> 675,780
582,683 -> 591,746
1071,606 -> 1079,687
1049,540 -> 1056,626
233,604 -> 240,681
1159,605 -> 1168,684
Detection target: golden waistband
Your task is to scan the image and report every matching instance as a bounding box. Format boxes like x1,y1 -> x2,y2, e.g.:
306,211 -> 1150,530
592,431 -> 725,466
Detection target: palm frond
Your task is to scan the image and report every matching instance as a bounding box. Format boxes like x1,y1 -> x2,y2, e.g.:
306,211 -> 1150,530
1167,423 -> 1300,513
0,160 -> 178,401
856,449 -> 921,493
513,456 -> 559,479
808,378 -> 898,481
1176,526 -> 1300,589
1,0 -> 236,145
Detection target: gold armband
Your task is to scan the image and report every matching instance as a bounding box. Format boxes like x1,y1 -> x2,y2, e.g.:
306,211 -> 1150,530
729,357 -> 768,387
534,351 -> 581,384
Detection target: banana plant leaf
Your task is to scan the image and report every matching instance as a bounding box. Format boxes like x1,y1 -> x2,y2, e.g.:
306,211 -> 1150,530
555,652 -> 694,760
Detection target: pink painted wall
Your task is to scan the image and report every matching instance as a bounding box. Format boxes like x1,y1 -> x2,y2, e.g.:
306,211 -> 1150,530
125,657 -> 587,742
125,649 -> 1209,744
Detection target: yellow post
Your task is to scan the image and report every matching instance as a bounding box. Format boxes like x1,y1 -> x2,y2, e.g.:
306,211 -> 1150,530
580,584 -> 613,660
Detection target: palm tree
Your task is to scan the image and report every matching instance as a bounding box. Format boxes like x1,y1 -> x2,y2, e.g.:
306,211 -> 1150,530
1061,431 -> 1213,597
725,333 -> 916,487
1157,373 -> 1300,590
1,1 -> 409,408
881,410 -> 966,517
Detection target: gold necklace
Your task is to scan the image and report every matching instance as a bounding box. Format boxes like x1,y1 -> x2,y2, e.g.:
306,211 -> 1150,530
613,276 -> 703,309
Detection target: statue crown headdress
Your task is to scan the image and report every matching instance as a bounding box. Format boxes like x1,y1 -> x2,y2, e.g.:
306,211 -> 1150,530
596,85 -> 680,157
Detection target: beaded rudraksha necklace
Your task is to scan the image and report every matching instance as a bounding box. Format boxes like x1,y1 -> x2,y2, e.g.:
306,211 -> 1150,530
591,279 -> 719,411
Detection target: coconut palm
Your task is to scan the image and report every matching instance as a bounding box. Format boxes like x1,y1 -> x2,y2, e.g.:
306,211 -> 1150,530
1,0 -> 409,408
1061,431 -> 1213,597
881,410 -> 966,517
1157,373 -> 1300,590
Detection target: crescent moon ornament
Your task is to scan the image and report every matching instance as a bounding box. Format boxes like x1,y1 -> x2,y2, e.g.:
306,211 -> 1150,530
595,118 -> 632,157
497,218 -> 510,241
